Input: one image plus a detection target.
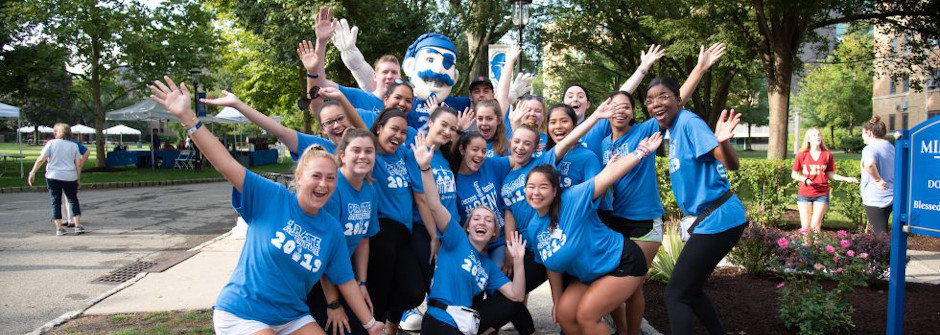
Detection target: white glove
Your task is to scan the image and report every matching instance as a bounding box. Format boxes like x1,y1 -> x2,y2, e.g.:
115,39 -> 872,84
508,73 -> 535,104
331,19 -> 359,53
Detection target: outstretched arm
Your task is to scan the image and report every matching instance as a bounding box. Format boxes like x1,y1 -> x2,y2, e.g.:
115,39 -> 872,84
332,18 -> 374,92
201,91 -> 299,153
711,109 -> 740,171
551,97 -> 616,163
592,132 -> 663,199
496,45 -> 521,113
151,76 -> 245,191
620,44 -> 665,94
412,133 -> 451,230
679,43 -> 725,106
318,87 -> 369,130
496,231 -> 527,302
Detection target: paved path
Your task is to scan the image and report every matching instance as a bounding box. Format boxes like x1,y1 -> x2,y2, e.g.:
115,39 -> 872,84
0,182 -> 234,335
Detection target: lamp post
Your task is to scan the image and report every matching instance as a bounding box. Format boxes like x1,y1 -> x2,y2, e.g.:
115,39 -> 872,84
189,68 -> 203,172
511,0 -> 531,74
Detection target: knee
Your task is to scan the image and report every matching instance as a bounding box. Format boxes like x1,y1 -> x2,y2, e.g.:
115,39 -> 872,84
574,305 -> 601,328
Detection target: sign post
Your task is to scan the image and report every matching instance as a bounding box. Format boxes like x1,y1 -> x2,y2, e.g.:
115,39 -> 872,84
887,116 -> 940,335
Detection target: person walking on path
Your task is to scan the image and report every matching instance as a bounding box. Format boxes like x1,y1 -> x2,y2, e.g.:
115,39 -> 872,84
791,128 -> 858,234
860,116 -> 894,234
28,123 -> 85,236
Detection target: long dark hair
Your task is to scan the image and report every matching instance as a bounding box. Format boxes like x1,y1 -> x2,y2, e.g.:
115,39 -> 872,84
527,164 -> 562,230
476,99 -> 508,156
369,107 -> 408,137
430,105 -> 460,161
448,131 -> 486,172
607,90 -> 637,126
545,104 -> 577,150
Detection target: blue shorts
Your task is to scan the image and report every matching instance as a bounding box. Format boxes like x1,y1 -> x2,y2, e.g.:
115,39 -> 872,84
797,194 -> 829,205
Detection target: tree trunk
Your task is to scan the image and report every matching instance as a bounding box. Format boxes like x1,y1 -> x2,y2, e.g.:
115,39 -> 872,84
91,35 -> 106,168
766,50 -> 794,159
300,68 -> 311,134
747,124 -> 752,150
463,29 -> 489,91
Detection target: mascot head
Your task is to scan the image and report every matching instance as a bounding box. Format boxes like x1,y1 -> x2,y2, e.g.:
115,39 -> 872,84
403,33 -> 459,101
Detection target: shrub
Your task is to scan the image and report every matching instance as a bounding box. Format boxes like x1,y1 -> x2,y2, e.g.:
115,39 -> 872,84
832,160 -> 866,232
839,137 -> 865,153
774,230 -> 890,286
729,159 -> 793,228
649,221 -> 684,283
777,278 -> 855,335
727,224 -> 786,275
654,157 -> 682,223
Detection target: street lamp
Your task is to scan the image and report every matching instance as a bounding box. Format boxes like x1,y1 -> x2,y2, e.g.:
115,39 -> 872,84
511,0 -> 531,74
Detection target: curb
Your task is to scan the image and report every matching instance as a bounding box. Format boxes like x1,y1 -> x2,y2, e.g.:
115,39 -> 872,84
0,178 -> 227,193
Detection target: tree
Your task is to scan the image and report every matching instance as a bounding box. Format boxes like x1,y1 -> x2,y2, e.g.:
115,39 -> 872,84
729,76 -> 770,150
794,30 -> 873,147
0,42 -> 74,134
28,0 -> 221,167
441,0 -> 518,93
722,0 -> 937,159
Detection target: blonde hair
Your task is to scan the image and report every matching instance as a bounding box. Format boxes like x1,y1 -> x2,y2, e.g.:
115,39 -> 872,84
799,128 -> 828,152
373,55 -> 400,69
53,123 -> 72,139
294,145 -> 338,180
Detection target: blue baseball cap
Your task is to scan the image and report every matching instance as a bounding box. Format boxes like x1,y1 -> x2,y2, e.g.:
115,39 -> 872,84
405,33 -> 457,59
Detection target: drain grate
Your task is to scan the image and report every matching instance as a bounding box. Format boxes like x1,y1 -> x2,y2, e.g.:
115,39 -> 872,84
93,260 -> 157,283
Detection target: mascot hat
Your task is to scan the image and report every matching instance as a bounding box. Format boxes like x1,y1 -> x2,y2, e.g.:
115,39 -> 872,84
405,33 -> 457,59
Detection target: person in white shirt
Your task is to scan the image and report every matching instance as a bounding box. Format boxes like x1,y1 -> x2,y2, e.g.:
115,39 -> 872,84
28,123 -> 86,236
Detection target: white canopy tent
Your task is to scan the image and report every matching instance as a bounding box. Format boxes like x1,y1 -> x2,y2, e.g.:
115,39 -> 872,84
103,124 -> 141,144
107,98 -> 220,168
17,125 -> 54,133
70,124 -> 96,134
0,102 -> 24,177
213,107 -> 282,149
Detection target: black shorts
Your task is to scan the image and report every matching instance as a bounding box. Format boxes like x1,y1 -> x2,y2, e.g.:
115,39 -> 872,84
605,216 -> 654,239
606,238 -> 648,278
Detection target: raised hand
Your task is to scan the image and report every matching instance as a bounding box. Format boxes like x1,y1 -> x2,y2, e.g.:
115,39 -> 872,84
423,95 -> 440,114
411,132 -> 436,170
509,99 -> 529,125
200,90 -> 241,107
640,44 -> 666,69
637,131 -> 664,154
149,76 -> 192,120
458,107 -> 475,131
297,40 -> 318,72
714,109 -> 740,143
592,97 -> 614,116
325,306 -> 350,335
506,231 -> 527,263
506,44 -> 522,63
508,72 -> 534,102
331,18 -> 359,52
315,6 -> 335,43
697,42 -> 726,70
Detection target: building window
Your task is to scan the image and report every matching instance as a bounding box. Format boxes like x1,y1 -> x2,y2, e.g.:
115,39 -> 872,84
902,75 -> 910,93
890,79 -> 897,94
902,114 -> 909,129
929,69 -> 940,91
929,110 -> 940,119
891,37 -> 898,54
889,114 -> 896,130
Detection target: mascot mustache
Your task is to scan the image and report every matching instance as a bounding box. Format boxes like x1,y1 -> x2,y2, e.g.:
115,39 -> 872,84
417,70 -> 455,87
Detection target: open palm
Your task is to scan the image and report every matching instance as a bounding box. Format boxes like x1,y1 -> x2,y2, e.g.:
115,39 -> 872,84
149,76 -> 192,119
714,109 -> 740,142
640,44 -> 665,68
201,90 -> 241,107
697,43 -> 726,69
315,6 -> 334,42
411,133 -> 435,169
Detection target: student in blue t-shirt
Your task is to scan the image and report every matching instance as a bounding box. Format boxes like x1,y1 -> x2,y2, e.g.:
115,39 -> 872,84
149,77 -> 383,335
545,104 -> 601,191
504,96 -> 548,158
472,100 -> 509,158
306,129 -> 380,335
412,133 -> 530,335
523,131 -> 662,335
645,42 -> 748,335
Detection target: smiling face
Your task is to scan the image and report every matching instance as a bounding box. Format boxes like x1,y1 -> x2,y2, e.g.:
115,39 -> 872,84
509,127 -> 539,166
427,112 -> 459,146
295,156 -> 338,214
470,84 -> 495,103
403,46 -> 459,101
465,207 -> 499,246
609,93 -> 635,129
339,136 -> 376,178
460,136 -> 487,173
563,86 -> 591,120
319,105 -> 351,143
373,61 -> 401,92
525,171 -> 556,214
384,85 -> 414,113
376,116 -> 408,154
646,84 -> 681,129
475,105 -> 499,140
547,108 -> 575,144
522,99 -> 546,126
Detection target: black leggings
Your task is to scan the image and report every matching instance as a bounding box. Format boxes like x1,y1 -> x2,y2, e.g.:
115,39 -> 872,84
368,219 -> 427,323
412,223 -> 435,291
306,281 -> 365,335
865,205 -> 892,234
47,178 -> 80,220
665,222 -> 746,335
420,292 -> 535,335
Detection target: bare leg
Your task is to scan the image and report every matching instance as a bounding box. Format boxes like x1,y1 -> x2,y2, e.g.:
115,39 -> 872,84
289,321 -> 327,335
576,275 -> 644,335
624,240 -> 659,335
811,203 -> 828,233
557,281 -> 589,335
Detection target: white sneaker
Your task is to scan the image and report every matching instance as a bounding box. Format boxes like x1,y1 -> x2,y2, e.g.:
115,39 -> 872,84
400,308 -> 423,331
500,322 -> 516,331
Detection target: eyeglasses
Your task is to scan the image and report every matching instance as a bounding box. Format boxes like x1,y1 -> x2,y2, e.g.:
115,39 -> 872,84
520,94 -> 544,102
321,115 -> 346,129
644,93 -> 673,106
297,86 -> 322,111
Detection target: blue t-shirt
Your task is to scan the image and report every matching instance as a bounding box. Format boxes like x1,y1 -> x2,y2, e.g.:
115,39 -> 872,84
322,173 -> 380,255
216,170 -> 353,325
500,148 -> 558,247
413,150 -> 460,228
602,119 -> 665,220
456,156 -> 512,248
69,139 -> 88,155
408,96 -> 472,132
667,110 -> 747,234
339,85 -> 384,113
485,140 -> 508,158
556,146 -> 601,191
358,108 -> 418,148
292,131 -> 336,159
580,118 -> 611,160
373,146 -> 425,230
860,140 -> 894,207
526,179 -> 623,283
426,220 -> 509,328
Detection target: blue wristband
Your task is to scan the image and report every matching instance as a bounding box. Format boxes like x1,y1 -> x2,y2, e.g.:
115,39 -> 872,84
306,73 -> 319,79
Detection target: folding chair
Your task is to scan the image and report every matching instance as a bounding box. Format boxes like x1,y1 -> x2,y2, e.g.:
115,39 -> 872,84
174,150 -> 194,169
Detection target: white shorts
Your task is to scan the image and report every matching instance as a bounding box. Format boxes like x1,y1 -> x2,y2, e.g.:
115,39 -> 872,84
213,309 -> 315,335
632,217 -> 664,243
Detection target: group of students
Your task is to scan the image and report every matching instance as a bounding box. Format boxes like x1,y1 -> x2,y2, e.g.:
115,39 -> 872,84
147,8 -> 750,335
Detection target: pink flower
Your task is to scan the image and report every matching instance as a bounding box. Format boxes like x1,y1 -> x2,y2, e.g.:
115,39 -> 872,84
836,268 -> 843,274
777,282 -> 785,289
847,250 -> 856,257
833,256 -> 840,263
814,263 -> 825,271
837,230 -> 848,237
859,252 -> 869,259
777,237 -> 790,248
840,239 -> 851,249
825,245 -> 836,253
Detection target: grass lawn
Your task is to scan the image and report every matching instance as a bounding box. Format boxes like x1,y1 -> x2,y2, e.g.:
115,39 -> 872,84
0,143 -> 296,188
48,310 -> 213,335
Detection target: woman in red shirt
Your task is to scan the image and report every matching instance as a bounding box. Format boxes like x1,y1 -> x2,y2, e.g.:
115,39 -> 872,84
791,128 -> 858,233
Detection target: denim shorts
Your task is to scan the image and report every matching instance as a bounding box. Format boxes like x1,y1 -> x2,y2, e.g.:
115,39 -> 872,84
797,194 -> 829,205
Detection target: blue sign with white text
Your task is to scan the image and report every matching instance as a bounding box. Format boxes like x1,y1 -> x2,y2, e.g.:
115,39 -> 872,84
907,116 -> 940,238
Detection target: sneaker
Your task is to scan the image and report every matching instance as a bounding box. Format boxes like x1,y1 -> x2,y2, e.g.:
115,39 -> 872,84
74,226 -> 86,235
399,308 -> 423,332
501,322 -> 516,331
56,228 -> 67,236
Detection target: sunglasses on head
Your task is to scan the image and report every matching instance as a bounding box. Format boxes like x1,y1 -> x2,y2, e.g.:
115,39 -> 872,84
393,78 -> 414,88
520,94 -> 544,102
297,86 -> 321,111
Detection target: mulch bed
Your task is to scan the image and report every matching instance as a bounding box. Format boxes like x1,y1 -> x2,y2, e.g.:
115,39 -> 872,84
643,268 -> 940,334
